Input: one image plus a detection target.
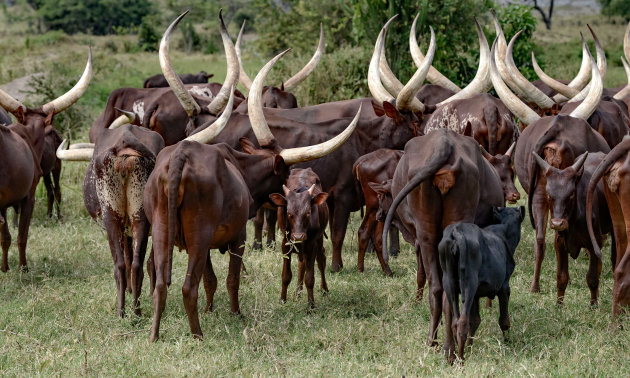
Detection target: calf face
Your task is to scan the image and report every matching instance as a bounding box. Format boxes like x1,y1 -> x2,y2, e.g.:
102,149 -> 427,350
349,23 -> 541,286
533,151 -> 588,231
270,184 -> 328,241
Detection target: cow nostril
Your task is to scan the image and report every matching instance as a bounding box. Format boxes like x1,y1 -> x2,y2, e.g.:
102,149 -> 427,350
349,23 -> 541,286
550,218 -> 568,231
291,233 -> 306,242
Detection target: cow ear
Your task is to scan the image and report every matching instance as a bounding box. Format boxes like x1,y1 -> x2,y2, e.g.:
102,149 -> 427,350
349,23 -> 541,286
383,101 -> 403,123
239,137 -> 258,155
463,121 -> 473,137
269,193 -> 286,207
273,155 -> 287,175
44,112 -> 55,126
312,192 -> 328,206
371,99 -> 385,117
207,74 -> 214,80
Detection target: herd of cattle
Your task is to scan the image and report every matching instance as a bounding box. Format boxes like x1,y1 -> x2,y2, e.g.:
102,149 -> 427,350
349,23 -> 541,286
2,8 -> 630,362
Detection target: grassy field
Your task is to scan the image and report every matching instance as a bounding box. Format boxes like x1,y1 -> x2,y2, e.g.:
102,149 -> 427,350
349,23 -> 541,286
1,7 -> 630,377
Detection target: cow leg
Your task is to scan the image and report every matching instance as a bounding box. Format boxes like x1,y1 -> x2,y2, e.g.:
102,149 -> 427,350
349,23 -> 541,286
103,210 -> 128,318
265,209 -> 277,248
296,252 -> 305,296
124,236 -> 132,293
612,250 -> 630,318
52,164 -> 62,219
468,299 -> 481,345
329,203 -> 350,272
252,208 -> 265,250
182,247 -> 207,340
150,222 -> 169,342
389,227 -> 400,257
531,188 -> 549,293
554,234 -> 569,305
202,253 -> 218,313
413,243 -> 426,301
147,246 -> 156,296
586,248 -> 602,307
373,221 -> 393,276
130,218 -> 150,316
357,211 -> 375,273
440,256 -> 459,362
280,239 -> 293,303
315,238 -> 328,293
43,173 -> 55,218
498,284 -> 511,340
1,209 -> 10,272
420,235 -> 443,347
456,277 -> 477,361
16,195 -> 35,272
226,229 -> 246,314
305,245 -> 317,308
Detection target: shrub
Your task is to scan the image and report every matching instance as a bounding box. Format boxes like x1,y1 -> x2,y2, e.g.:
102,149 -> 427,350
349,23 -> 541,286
599,0 -> 630,20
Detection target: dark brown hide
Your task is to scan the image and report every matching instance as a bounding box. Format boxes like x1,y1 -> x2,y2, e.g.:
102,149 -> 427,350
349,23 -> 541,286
143,71 -> 213,88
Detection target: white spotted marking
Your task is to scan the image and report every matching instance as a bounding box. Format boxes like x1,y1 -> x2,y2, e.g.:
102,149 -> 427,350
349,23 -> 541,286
189,85 -> 214,99
132,100 -> 145,121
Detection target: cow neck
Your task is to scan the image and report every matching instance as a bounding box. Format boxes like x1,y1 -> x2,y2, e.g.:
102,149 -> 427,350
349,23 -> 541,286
12,111 -> 48,164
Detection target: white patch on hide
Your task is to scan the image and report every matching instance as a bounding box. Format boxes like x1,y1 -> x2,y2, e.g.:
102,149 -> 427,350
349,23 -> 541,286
189,85 -> 214,99
132,101 -> 145,121
424,105 -> 479,135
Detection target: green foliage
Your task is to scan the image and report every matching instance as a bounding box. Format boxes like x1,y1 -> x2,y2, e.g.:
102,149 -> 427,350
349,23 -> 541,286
36,0 -> 152,35
599,0 -> 630,20
24,63 -> 90,140
268,46 -> 371,105
489,4 -> 541,81
137,17 -> 160,52
251,0 -> 354,55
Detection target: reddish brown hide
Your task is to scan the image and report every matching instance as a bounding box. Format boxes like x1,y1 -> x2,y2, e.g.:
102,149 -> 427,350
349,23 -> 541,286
382,129 -> 504,361
270,168 -> 329,308
587,137 -> 630,321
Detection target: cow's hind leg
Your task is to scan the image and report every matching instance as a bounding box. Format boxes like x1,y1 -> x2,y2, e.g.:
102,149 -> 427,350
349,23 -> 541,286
103,210 -> 127,318
586,248 -> 602,307
203,253 -> 218,312
265,209 -> 277,248
374,221 -> 393,276
182,246 -> 208,340
1,209 -> 10,272
52,164 -> 62,219
468,298 -> 481,345
498,285 -> 511,341
226,229 -> 246,314
329,203 -> 350,272
16,195 -> 35,271
43,173 -> 54,218
252,208 -> 265,250
389,226 -> 400,257
150,222 -> 169,342
130,218 -> 150,316
357,211 -> 375,273
315,238 -> 328,293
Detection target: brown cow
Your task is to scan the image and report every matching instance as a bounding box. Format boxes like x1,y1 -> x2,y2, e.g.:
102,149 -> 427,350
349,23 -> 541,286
587,137 -> 630,321
492,39 -> 613,297
382,129 -> 504,361
270,168 -> 329,308
532,152 -> 612,305
144,56 -> 361,341
0,49 -> 91,272
352,149 -> 403,276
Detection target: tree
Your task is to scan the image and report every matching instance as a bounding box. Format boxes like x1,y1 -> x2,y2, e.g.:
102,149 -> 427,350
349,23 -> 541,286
516,0 -> 554,30
599,0 -> 630,20
37,0 -> 152,35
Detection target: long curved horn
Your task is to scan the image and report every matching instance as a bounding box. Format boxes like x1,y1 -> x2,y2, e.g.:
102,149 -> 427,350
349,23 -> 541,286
625,21 -> 630,65
185,88 -> 234,143
235,20 -> 253,93
248,49 -> 291,147
206,10 -> 240,115
505,31 -> 555,110
283,23 -> 324,91
160,11 -> 201,118
531,151 -> 551,172
568,26 -> 607,104
490,41 -> 541,125
69,142 -> 95,149
379,29 -> 404,96
491,9 -> 521,93
532,52 -> 580,99
553,34 -> 591,103
108,108 -> 137,129
436,20 -> 490,106
569,50 -> 602,120
279,105 -> 361,164
56,139 -> 93,161
368,16 -> 397,105
613,56 -> 630,100
505,142 -> 516,158
0,87 -> 25,115
396,26 -> 435,112
571,151 -> 588,172
410,13 -> 461,92
41,47 -> 92,115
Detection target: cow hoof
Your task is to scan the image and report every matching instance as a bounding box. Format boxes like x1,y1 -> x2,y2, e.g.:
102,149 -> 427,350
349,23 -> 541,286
530,284 -> 540,293
1,265 -> 8,273
331,263 -> 342,273
150,332 -> 159,343
384,267 -> 393,277
590,300 -> 598,309
251,241 -> 262,250
192,333 -> 204,341
19,265 -> 29,273
390,249 -> 399,257
134,308 -> 142,317
205,303 -> 214,313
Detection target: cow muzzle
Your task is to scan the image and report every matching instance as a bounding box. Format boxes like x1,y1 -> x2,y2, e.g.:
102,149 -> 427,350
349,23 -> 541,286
291,233 -> 307,242
549,218 -> 568,231
506,192 -> 520,204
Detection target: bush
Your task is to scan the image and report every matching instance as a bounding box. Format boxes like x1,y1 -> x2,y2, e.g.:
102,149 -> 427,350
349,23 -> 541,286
137,17 -> 159,52
36,0 -> 153,35
599,0 -> 630,20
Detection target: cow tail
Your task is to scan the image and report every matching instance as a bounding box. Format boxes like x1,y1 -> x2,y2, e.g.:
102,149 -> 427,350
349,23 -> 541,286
484,106 -> 498,155
528,119 -> 563,229
166,150 -> 187,286
382,138 -> 453,263
587,140 -> 630,259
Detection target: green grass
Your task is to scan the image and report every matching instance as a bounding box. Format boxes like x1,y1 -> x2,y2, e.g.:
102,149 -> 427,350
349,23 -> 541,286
1,8 -> 630,377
